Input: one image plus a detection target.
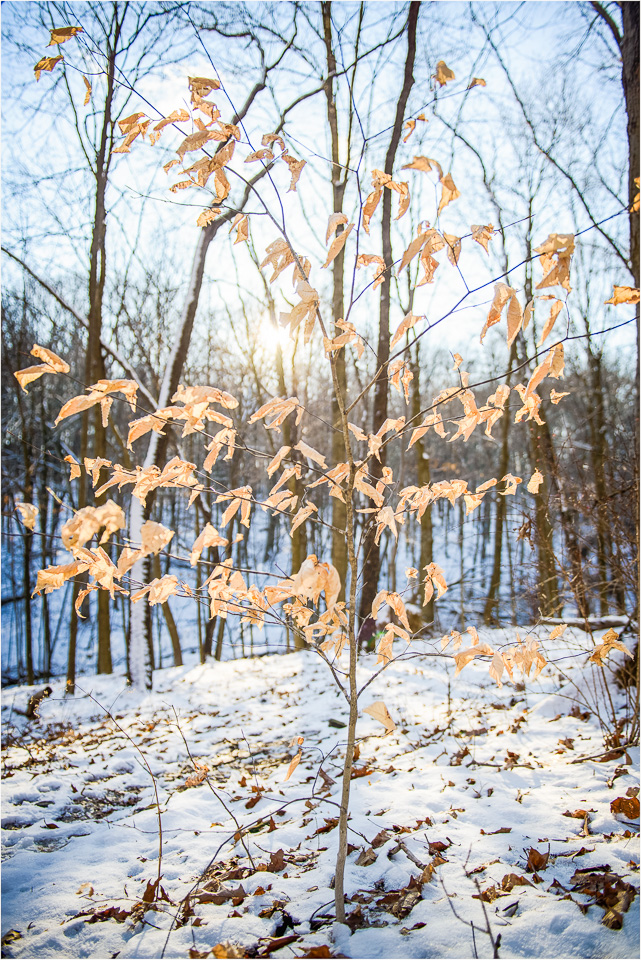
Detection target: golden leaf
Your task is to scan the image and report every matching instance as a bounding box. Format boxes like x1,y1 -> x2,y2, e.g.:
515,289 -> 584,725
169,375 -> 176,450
48,26 -> 83,45
480,283 -> 516,343
32,560 -> 88,597
16,502 -> 38,531
402,155 -> 443,177
527,468 -> 544,494
290,503 -> 318,536
245,148 -> 274,163
444,233 -> 461,265
507,295 -> 523,346
284,748 -> 302,781
82,76 -> 92,106
34,55 -> 63,81
549,388 -> 569,404
281,151 -> 306,191
500,473 -> 522,496
425,562 -> 447,599
390,312 -> 421,349
468,77 -> 486,89
537,299 -> 563,346
176,129 -> 217,161
604,286 -> 640,305
64,454 -> 81,481
589,629 -> 633,666
437,173 -> 460,216
132,574 -> 179,606
403,119 -> 416,142
549,623 -> 567,640
188,76 -> 220,99
434,60 -> 455,86
322,223 -> 354,269
295,439 -> 327,468
363,701 -> 395,735
14,343 -> 69,392
260,133 -> 285,153
140,520 -> 174,556
362,187 -> 382,234
197,207 -> 221,227
471,224 -> 494,252
326,212 -> 349,243
229,214 -> 249,244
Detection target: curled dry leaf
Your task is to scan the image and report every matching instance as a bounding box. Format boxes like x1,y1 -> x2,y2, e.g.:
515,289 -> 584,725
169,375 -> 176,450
548,623 -> 567,640
281,151 -> 306,191
604,286 -> 640,306
471,224 -> 493,252
48,25 -> 82,45
468,77 -> 486,89
500,474 -> 522,496
444,233 -> 461,265
356,253 -> 386,290
131,575 -> 179,606
363,701 -> 396,735
538,299 -> 564,346
245,148 -> 274,163
262,132 -> 286,152
15,502 -> 38,531
589,628 -> 633,666
188,76 -> 220,101
14,344 -> 70,392
34,55 -> 63,80
480,283 -> 516,343
284,748 -> 302,782
390,313 -> 421,349
433,60 -> 455,86
197,207 -> 222,227
295,439 -> 327,469
290,503 -> 318,536
549,388 -> 570,404
326,212 -> 349,243
437,173 -> 460,216
527,469 -> 544,494
64,455 -> 81,481
322,223 -> 354,269
402,156 -> 441,179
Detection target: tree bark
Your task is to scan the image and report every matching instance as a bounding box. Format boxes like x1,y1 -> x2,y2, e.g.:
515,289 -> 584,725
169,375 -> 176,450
358,0 -> 419,627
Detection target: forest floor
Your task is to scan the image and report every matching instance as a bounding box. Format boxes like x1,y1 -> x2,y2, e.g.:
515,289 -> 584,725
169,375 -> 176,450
1,625 -> 639,960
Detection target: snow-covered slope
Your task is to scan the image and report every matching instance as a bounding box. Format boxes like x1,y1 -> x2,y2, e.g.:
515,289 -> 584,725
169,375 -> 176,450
1,628 -> 638,959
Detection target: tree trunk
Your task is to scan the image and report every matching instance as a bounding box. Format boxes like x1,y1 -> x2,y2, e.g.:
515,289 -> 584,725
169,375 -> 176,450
358,1 -> 419,627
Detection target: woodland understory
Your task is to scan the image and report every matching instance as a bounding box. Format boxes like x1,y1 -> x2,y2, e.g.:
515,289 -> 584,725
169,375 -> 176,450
1,2 -> 639,958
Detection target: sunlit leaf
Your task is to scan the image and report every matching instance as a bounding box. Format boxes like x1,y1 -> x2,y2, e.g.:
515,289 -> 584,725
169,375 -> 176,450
433,60 -> 455,86
604,286 -> 640,305
34,55 -> 63,81
363,701 -> 395,735
16,502 -> 38,531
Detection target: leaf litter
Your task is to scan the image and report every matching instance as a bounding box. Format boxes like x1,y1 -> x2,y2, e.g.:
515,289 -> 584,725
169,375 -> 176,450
1,624 -> 638,958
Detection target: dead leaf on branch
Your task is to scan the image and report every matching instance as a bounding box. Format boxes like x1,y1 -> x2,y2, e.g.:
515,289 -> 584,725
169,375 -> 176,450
14,343 -> 70,392
363,701 -> 396,735
433,60 -> 455,86
604,286 -> 640,305
15,502 -> 38,531
34,55 -> 63,80
589,629 -> 633,666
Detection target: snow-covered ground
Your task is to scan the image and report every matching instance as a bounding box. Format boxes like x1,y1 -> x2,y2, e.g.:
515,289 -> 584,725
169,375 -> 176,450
1,626 -> 638,959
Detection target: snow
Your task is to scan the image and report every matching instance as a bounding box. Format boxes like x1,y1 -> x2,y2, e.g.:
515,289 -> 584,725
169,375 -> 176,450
2,626 -> 638,959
